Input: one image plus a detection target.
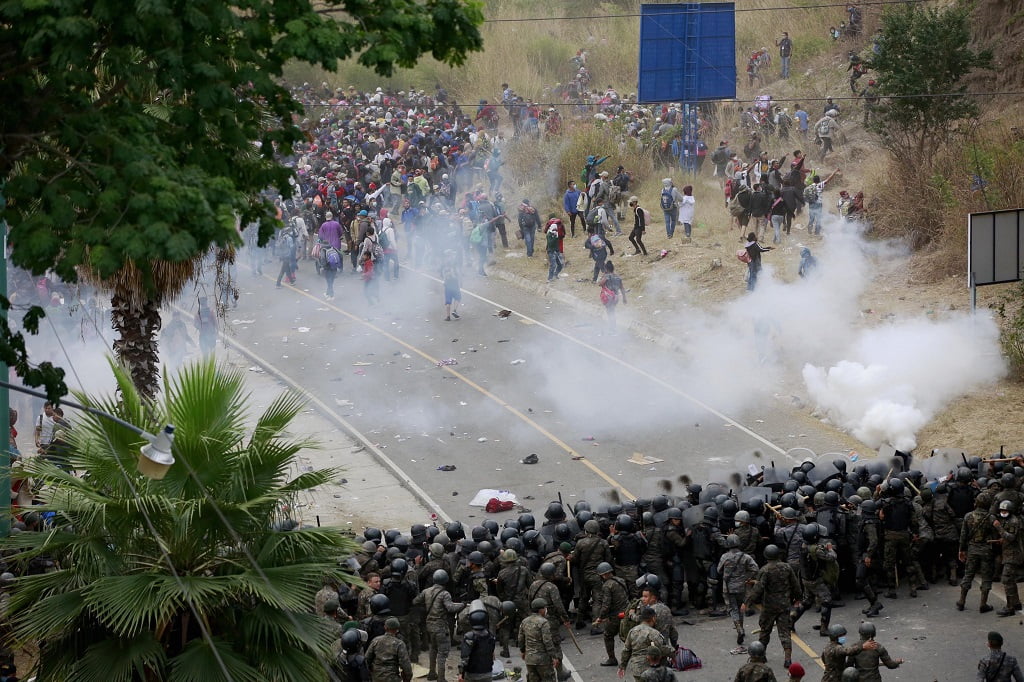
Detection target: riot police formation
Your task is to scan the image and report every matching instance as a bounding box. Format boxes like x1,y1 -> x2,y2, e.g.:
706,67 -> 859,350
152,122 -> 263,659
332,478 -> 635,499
314,450 -> 1023,681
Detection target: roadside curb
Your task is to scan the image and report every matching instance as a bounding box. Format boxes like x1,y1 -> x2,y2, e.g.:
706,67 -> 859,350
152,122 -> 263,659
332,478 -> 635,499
216,330 -> 453,524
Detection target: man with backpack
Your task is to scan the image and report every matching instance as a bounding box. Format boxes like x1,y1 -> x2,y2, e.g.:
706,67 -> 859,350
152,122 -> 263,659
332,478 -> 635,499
377,208 -> 399,281
318,211 -> 345,299
815,112 -> 840,161
585,227 -> 610,283
274,226 -> 298,289
659,178 -> 684,239
517,198 -> 541,257
804,170 -> 839,235
589,171 -> 621,235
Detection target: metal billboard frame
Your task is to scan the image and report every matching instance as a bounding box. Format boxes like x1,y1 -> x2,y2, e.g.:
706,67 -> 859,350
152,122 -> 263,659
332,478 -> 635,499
967,208 -> 1024,310
638,3 -> 736,104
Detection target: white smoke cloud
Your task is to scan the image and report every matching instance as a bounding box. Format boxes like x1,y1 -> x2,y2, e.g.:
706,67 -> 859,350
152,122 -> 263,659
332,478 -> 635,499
802,312 -> 1006,450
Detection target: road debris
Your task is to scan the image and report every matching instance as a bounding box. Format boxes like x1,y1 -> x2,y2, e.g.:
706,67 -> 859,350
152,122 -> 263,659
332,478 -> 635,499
521,454 -> 539,464
437,465 -> 457,472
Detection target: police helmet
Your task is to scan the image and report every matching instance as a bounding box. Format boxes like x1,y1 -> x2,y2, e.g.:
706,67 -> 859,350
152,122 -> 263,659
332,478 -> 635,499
1002,473 -> 1016,489
781,507 -> 799,520
734,510 -> 751,524
813,492 -> 826,507
369,594 -> 391,615
584,519 -> 601,534
522,530 -> 541,549
824,491 -> 840,506
477,540 -> 495,557
501,600 -> 517,615
858,621 -> 876,638
555,523 -> 572,543
500,549 -> 519,564
860,499 -> 877,515
780,493 -> 799,509
504,519 -> 521,530
783,480 -> 799,494
791,471 -> 807,485
482,520 -> 500,537
608,503 -> 623,516
638,573 -> 662,591
615,514 -> 635,532
505,537 -> 524,554
468,610 -> 489,629
577,510 -> 594,525
390,558 -> 408,576
802,524 -> 820,543
857,486 -> 873,500
393,535 -> 411,553
847,494 -> 863,507
446,521 -> 465,541
764,544 -> 781,560
499,527 -> 519,544
703,507 -> 719,522
574,500 -> 592,514
596,562 -> 614,575
999,500 -> 1015,513
384,529 -> 401,546
539,562 -> 556,578
833,458 -> 848,474
385,547 -> 402,561
468,551 -> 485,566
363,527 -> 383,544
956,467 -> 973,482
722,499 -> 738,516
433,569 -> 449,585
341,628 -> 363,652
887,478 -> 903,495
829,624 -> 847,639
652,495 -> 670,512
666,508 -> 683,521
410,523 -> 427,543
545,502 -> 566,521
842,668 -> 859,682
747,641 -> 766,657
726,534 -> 740,549
471,526 -> 488,542
518,514 -> 536,531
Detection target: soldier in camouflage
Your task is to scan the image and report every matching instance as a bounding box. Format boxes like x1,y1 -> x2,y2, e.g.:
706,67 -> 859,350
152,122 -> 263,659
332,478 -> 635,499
619,607 -> 668,682
733,510 -> 760,556
850,621 -> 903,681
518,599 -> 564,682
855,500 -> 884,618
639,645 -> 676,682
570,519 -> 611,628
993,500 -> 1024,616
357,573 -> 383,620
958,492 -> 997,613
528,563 -> 569,639
717,534 -> 759,645
820,624 -> 876,682
593,561 -> 630,666
732,641 -> 777,682
365,616 -> 413,682
745,544 -> 801,669
791,523 -> 838,637
639,581 -> 677,648
495,548 -> 532,657
976,630 -> 1024,682
412,569 -> 465,682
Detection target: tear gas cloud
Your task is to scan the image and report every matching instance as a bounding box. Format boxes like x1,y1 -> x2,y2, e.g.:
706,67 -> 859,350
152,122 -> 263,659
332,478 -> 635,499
17,210 -> 1006,460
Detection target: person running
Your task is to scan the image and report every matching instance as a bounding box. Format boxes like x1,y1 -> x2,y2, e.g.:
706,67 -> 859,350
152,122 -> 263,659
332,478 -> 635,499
627,196 -> 648,256
744,232 -> 772,292
585,228 -> 609,283
597,261 -> 626,331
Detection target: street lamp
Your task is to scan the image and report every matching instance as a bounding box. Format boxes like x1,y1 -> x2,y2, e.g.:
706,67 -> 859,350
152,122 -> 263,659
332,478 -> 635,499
0,380 -> 175,480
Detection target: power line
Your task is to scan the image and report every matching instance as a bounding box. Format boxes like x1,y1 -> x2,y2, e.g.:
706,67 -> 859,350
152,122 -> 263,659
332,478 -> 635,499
483,0 -> 931,22
300,90 -> 1024,111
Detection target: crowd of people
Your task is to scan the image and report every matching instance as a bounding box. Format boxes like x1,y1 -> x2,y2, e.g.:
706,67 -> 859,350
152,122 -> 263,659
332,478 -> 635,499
309,449 -> 1024,681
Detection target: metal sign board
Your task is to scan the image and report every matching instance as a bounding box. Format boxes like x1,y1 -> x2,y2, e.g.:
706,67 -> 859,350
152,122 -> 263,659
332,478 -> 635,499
968,209 -> 1024,286
638,3 -> 736,103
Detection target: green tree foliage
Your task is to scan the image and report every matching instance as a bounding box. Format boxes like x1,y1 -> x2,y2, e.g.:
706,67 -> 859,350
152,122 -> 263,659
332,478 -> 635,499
0,0 -> 484,399
2,359 -> 358,681
868,2 -> 992,163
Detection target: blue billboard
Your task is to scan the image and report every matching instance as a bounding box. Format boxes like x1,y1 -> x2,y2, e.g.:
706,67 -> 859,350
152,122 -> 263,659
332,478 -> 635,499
638,3 -> 736,103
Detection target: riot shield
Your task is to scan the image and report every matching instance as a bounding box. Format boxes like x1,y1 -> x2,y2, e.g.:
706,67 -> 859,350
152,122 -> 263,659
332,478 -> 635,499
919,448 -> 969,482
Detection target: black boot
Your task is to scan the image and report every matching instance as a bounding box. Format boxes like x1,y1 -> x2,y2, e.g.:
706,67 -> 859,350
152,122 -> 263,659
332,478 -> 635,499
864,601 -> 883,617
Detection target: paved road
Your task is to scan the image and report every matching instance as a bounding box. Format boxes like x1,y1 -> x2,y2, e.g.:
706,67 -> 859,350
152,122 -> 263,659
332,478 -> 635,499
217,257 -> 1019,681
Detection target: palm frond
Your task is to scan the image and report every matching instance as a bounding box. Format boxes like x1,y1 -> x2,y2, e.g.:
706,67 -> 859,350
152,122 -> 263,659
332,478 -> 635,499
170,637 -> 264,682
77,631 -> 167,682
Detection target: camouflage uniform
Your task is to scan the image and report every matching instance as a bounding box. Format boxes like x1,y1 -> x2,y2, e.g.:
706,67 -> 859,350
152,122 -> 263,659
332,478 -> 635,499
316,585 -> 340,617
747,558 -> 801,663
365,632 -> 413,682
610,531 -> 647,597
412,584 -> 465,681
734,522 -> 760,557
527,578 -> 568,638
594,573 -> 630,661
850,638 -> 901,681
641,525 -> 670,601
518,613 -> 562,682
357,588 -> 379,620
619,622 -> 667,682
795,539 -> 837,631
647,601 -> 677,647
495,560 -> 533,653
880,495 -> 924,597
543,549 -> 573,612
996,512 -> 1024,611
732,654 -> 778,682
717,547 -> 758,635
570,530 -> 610,623
958,504 -> 997,609
640,661 -> 677,682
821,640 -> 865,682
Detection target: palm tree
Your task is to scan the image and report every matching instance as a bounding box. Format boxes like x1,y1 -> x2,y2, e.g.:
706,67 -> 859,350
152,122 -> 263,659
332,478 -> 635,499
2,358 -> 355,681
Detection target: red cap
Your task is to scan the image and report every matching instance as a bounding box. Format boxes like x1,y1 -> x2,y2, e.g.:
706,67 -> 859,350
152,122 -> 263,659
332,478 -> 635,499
787,662 -> 805,677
